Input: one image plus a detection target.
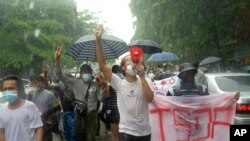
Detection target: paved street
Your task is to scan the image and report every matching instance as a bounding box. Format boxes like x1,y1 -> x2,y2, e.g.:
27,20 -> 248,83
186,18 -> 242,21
53,121 -> 112,141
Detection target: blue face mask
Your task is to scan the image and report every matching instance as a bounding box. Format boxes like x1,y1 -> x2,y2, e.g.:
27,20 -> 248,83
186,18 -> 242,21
2,90 -> 19,104
82,74 -> 92,82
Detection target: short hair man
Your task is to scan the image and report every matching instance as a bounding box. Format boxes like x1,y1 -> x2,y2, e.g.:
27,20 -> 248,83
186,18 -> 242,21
0,75 -> 43,141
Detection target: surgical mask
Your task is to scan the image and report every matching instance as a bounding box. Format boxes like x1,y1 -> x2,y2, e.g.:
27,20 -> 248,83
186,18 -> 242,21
148,73 -> 155,80
2,90 -> 19,104
82,74 -> 92,82
26,87 -> 38,94
126,65 -> 137,76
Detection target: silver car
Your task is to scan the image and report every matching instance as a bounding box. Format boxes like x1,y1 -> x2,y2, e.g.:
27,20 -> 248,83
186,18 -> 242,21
198,73 -> 250,125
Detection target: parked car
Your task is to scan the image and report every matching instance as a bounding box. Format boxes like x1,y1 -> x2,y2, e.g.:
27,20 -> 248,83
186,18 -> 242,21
198,73 -> 250,125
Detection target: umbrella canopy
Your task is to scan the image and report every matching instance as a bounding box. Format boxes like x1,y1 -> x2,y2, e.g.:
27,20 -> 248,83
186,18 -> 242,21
147,52 -> 179,62
199,56 -> 221,66
128,39 -> 162,54
66,34 -> 129,61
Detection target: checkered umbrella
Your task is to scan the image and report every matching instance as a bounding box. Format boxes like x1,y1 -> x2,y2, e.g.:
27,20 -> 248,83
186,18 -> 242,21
128,40 -> 162,54
66,34 -> 129,61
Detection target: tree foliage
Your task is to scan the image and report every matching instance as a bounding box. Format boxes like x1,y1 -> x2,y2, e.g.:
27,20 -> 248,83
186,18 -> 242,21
130,0 -> 249,62
0,0 -> 99,75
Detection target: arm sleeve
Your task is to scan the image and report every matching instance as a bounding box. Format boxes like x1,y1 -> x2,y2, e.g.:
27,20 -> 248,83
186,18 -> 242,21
29,103 -> 43,129
110,73 -> 122,92
54,67 -> 75,86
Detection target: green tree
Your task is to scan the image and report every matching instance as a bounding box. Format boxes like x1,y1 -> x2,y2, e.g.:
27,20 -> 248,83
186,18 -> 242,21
130,0 -> 249,62
0,0 -> 99,76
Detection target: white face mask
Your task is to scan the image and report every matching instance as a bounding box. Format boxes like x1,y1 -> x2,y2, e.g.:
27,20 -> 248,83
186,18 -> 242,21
126,65 -> 137,76
159,68 -> 164,73
25,87 -> 38,94
148,73 -> 155,80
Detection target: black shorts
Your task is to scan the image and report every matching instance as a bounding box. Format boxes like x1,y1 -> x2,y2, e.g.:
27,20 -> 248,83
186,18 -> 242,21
106,107 -> 120,123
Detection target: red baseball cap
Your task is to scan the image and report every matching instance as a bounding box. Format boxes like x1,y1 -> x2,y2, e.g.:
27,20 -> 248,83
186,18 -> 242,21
130,47 -> 143,64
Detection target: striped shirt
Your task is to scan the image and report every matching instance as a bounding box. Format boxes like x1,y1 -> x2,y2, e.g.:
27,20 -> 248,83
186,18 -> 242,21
108,86 -> 118,108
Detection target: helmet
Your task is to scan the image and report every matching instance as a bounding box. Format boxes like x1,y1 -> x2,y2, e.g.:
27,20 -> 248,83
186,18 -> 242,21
178,63 -> 197,77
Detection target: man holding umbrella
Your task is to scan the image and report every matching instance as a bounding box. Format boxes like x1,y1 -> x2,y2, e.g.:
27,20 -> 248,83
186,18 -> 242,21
95,24 -> 154,141
54,48 -> 105,141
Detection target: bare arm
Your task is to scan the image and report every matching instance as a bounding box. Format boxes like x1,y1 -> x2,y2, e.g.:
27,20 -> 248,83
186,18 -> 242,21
35,127 -> 43,141
54,47 -> 74,85
0,129 -> 5,141
95,25 -> 112,82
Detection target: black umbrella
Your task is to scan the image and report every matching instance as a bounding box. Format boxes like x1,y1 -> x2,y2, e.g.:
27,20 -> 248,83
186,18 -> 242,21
128,39 -> 162,54
66,34 -> 129,61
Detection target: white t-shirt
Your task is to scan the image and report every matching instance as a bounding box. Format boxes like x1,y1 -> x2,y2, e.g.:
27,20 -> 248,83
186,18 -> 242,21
0,100 -> 43,141
110,74 -> 151,136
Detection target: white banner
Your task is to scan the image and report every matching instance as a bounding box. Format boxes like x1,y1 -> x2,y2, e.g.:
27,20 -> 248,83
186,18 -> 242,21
151,75 -> 180,96
149,93 -> 237,141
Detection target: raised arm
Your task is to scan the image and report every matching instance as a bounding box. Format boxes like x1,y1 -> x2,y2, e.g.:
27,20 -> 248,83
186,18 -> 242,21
54,47 -> 74,85
95,25 -> 112,82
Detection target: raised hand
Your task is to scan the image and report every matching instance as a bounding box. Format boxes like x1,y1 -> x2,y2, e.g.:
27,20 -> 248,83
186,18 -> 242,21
43,64 -> 49,76
54,47 -> 62,60
95,24 -> 104,41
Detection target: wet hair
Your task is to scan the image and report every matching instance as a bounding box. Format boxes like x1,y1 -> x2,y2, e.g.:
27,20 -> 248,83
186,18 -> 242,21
120,55 -> 130,76
80,64 -> 93,72
29,74 -> 46,90
29,75 -> 40,82
112,65 -> 121,74
1,75 -> 26,99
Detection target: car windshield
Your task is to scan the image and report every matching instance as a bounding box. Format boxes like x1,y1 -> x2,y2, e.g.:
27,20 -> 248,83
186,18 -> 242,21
215,76 -> 250,92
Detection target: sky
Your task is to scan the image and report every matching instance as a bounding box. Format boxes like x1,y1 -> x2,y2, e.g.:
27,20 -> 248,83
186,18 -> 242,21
75,0 -> 135,44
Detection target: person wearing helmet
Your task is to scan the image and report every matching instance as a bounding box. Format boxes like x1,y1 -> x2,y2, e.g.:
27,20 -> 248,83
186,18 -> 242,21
168,63 -> 209,96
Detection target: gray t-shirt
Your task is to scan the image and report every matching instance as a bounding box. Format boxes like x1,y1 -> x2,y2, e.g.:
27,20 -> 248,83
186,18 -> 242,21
0,100 -> 43,141
31,89 -> 58,124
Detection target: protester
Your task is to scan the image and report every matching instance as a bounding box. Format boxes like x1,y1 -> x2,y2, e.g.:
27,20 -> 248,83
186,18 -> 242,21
95,72 -> 110,139
168,63 -> 209,96
42,64 -> 76,141
193,62 -> 207,86
28,75 -> 60,141
159,63 -> 175,79
146,69 -> 155,82
54,48 -> 105,141
173,64 -> 180,75
104,65 -> 121,141
95,24 -> 154,141
0,75 -> 43,141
